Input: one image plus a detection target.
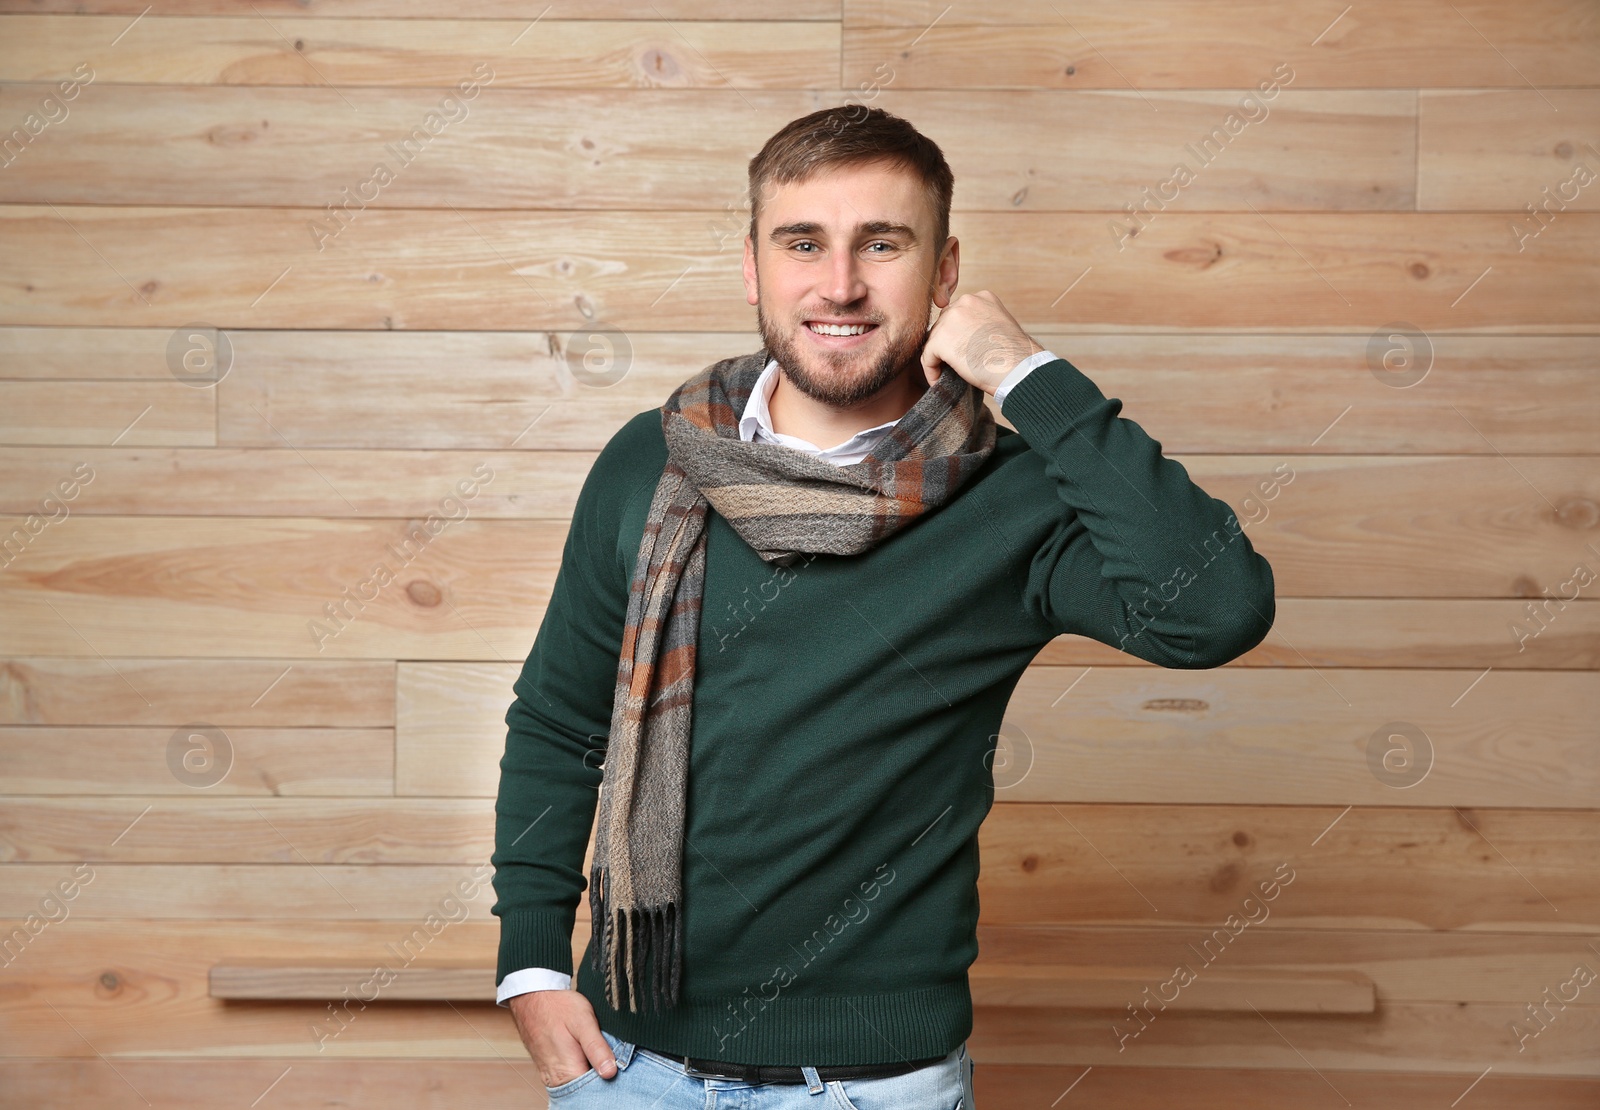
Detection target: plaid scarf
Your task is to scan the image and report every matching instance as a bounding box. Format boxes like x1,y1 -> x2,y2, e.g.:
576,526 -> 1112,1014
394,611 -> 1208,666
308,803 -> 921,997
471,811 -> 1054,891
589,346 -> 997,1013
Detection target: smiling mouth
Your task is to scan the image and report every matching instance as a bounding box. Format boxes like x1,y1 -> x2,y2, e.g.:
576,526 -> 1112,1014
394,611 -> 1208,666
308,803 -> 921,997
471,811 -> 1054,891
805,321 -> 879,337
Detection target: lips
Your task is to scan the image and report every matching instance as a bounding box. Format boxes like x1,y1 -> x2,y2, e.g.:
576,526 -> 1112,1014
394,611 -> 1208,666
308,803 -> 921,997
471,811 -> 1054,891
806,321 -> 883,348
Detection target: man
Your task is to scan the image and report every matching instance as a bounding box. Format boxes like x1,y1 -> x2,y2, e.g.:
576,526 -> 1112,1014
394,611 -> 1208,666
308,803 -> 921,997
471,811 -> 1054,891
491,106 -> 1275,1108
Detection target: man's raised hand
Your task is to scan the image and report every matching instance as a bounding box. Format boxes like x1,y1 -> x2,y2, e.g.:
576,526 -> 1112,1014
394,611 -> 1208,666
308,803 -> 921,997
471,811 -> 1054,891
920,291 -> 1045,394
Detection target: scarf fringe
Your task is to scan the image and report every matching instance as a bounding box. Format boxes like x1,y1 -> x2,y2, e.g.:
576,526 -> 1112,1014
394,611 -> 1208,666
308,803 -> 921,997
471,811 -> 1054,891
589,862 -> 681,1014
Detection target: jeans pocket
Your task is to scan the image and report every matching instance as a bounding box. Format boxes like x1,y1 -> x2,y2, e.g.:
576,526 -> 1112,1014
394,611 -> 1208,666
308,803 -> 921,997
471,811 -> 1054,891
544,1030 -> 627,1099
543,1064 -> 598,1099
830,1049 -> 964,1110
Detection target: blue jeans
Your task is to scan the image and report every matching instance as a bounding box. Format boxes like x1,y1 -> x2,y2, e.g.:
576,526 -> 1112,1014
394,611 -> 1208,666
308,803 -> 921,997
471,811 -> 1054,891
543,1029 -> 976,1108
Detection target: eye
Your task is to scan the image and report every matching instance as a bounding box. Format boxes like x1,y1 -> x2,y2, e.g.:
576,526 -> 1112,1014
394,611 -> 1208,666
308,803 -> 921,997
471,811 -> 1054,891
866,241 -> 896,253
791,241 -> 819,253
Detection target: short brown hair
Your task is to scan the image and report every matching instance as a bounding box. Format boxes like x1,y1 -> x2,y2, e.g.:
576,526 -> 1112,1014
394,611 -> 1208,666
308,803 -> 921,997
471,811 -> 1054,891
746,106 -> 954,257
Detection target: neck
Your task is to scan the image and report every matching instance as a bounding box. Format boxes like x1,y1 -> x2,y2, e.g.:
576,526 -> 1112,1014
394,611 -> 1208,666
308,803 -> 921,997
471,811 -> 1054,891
768,362 -> 929,451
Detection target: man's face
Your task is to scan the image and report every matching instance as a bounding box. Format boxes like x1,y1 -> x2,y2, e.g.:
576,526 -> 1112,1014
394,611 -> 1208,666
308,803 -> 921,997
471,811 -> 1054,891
742,159 -> 958,408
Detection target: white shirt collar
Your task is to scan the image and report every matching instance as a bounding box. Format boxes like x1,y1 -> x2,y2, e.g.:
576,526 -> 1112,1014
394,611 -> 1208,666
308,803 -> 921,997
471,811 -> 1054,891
737,358 -> 901,467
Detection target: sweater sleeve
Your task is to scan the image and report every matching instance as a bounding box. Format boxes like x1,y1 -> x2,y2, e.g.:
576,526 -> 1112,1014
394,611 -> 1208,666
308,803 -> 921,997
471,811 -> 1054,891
490,413 -> 658,985
997,356 -> 1275,668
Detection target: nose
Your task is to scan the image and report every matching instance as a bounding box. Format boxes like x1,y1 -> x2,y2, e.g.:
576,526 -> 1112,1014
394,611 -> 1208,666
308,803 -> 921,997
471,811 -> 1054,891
822,246 -> 868,307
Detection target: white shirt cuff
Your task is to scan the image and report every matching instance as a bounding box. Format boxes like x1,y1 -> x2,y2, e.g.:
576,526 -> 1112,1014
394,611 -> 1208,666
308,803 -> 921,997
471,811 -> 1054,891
496,966 -> 573,1004
993,349 -> 1060,407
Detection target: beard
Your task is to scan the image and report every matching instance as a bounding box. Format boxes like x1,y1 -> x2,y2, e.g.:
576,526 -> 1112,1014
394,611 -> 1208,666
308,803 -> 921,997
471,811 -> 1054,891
755,295 -> 931,409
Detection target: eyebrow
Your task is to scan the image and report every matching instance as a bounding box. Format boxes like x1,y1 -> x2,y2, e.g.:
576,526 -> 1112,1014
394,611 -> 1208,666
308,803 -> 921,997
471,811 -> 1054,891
767,220 -> 919,245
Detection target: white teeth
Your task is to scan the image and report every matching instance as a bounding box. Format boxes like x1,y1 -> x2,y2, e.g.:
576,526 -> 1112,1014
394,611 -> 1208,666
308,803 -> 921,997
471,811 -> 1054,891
808,322 -> 872,336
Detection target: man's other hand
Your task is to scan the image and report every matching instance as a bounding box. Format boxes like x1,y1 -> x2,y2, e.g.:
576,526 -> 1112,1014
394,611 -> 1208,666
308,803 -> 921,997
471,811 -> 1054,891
509,989 -> 619,1087
921,290 -> 1045,394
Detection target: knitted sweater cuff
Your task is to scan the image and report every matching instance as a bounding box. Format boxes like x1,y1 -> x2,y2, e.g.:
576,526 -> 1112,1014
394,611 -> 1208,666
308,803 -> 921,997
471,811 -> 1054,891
496,909 -> 579,984
996,355 -> 1109,435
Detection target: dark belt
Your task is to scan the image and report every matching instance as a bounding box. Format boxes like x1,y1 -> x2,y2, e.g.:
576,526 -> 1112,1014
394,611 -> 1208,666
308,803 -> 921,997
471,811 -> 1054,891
643,1044 -> 947,1084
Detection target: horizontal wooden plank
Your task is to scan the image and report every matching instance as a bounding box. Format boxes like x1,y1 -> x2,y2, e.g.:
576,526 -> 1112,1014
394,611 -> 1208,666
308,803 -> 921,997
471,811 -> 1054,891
4,207 -> 1597,331
211,330 -> 1600,454
5,800 -> 1598,940
2,803 -> 1592,929
0,798 -> 492,864
1419,91 -> 1600,211
979,923 -> 1600,1007
0,864 -> 495,919
0,17 -> 838,88
11,327 -> 1583,458
1004,666 -> 1600,807
0,727 -> 393,795
397,662 -> 513,797
1035,599 -> 1600,671
5,919 -> 1598,1068
207,960 -> 1376,1012
0,657 -> 393,726
0,380 -> 213,446
401,660 -> 1599,806
0,517 -> 562,659
0,447 -> 592,518
0,325 -> 202,380
0,1059 -> 559,1108
6,1059 -> 1595,1108
0,0 -> 841,18
843,0 -> 1600,88
978,803 -> 1597,932
1,463 -> 1595,651
0,85 -> 1416,212
210,963 -> 496,1000
971,1001 -> 1600,1074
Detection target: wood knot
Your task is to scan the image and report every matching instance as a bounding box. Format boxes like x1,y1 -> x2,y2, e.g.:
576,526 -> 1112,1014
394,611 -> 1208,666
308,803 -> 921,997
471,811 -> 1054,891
1408,261 -> 1430,280
1208,859 -> 1243,892
1553,496 -> 1598,530
1164,242 -> 1224,269
1510,575 -> 1540,597
406,580 -> 442,607
1232,830 -> 1252,848
640,46 -> 681,80
1021,854 -> 1039,873
1555,141 -> 1574,159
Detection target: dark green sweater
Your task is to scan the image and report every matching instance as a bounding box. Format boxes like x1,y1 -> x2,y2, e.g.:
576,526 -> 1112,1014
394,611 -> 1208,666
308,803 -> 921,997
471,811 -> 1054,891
492,355 -> 1275,1065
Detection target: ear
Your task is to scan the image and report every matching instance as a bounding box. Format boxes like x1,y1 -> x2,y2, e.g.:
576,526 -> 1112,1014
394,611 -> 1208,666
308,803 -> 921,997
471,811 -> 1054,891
930,235 -> 959,309
742,234 -> 759,306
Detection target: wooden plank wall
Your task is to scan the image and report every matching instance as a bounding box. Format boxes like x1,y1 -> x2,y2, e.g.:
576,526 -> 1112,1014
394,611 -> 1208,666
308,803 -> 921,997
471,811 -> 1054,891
1,1 -> 1597,1105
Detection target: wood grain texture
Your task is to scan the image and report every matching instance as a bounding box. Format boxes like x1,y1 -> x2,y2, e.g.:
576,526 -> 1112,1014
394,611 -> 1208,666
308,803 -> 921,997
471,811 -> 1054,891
0,18 -> 839,88
0,380 -> 214,446
1419,91 -> 1600,211
4,207 -> 1597,331
0,447 -> 594,518
843,0 -> 1600,88
0,325 -> 203,380
185,329 -> 1600,454
0,797 -> 494,864
397,660 -> 1600,806
207,960 -> 1377,1012
2,803 -> 1592,929
0,0 -> 842,17
0,657 -> 393,726
0,864 -> 495,919
0,516 -> 561,659
0,726 -> 394,795
0,85 -> 1415,212
4,919 -> 1597,1068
